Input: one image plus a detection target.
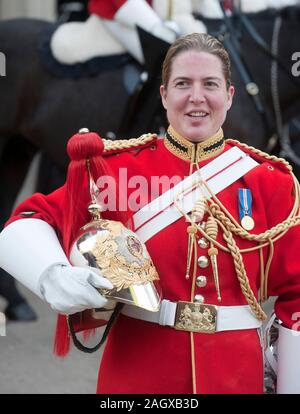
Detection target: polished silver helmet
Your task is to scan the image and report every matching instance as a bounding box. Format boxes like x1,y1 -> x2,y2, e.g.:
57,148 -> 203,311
70,203 -> 161,312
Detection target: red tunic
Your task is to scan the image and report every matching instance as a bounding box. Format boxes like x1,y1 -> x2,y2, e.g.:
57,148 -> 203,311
8,137 -> 300,394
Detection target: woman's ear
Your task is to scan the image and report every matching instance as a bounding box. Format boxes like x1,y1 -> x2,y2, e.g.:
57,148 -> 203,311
160,85 -> 168,110
227,85 -> 235,111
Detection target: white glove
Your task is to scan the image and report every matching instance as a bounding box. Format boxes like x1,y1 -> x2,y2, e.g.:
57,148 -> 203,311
39,264 -> 113,315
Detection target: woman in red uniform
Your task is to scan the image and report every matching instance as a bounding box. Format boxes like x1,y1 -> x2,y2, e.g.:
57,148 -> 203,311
1,32 -> 300,393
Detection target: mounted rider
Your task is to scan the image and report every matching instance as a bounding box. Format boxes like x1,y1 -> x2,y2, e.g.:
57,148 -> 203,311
51,0 -> 207,64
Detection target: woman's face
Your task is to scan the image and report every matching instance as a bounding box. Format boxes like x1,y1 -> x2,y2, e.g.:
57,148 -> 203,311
160,50 -> 235,143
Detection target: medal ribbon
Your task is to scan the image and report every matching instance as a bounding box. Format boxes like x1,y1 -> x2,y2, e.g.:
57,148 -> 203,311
238,188 -> 252,220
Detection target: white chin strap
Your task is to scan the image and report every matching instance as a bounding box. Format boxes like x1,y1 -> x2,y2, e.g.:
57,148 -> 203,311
0,219 -> 69,298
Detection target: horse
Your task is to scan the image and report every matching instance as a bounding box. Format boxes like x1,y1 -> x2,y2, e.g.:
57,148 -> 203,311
201,6 -> 300,164
0,6 -> 300,226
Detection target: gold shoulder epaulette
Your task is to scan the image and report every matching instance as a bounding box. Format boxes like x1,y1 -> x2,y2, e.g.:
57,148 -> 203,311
103,133 -> 157,154
226,138 -> 293,173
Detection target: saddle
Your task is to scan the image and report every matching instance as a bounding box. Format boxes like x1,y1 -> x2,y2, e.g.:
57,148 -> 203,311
38,23 -> 169,134
50,14 -> 126,65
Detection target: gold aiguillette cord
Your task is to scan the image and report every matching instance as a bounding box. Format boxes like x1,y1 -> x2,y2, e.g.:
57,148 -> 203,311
206,216 -> 221,302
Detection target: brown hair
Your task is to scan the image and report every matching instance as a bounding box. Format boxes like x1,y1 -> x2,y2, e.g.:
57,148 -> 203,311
161,33 -> 232,89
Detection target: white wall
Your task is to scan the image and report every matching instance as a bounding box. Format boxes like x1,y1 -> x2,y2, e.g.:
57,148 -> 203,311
0,0 -> 56,21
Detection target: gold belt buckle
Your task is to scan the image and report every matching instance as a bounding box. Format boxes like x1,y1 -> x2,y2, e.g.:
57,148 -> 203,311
174,301 -> 218,333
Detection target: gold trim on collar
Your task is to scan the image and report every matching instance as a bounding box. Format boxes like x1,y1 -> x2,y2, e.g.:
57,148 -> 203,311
164,126 -> 224,163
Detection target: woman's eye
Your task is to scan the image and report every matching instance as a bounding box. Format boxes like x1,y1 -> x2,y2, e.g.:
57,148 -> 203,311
175,81 -> 189,88
205,81 -> 218,88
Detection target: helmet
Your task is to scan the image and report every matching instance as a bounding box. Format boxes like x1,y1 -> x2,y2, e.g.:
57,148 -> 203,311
69,203 -> 161,312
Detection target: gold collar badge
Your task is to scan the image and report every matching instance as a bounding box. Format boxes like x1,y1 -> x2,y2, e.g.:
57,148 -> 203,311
164,126 -> 225,163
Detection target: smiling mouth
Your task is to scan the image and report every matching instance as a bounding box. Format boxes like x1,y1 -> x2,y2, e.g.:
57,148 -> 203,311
187,111 -> 208,118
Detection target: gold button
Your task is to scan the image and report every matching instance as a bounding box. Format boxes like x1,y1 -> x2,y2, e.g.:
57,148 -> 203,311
196,276 -> 207,287
198,256 -> 209,268
198,237 -> 208,249
194,294 -> 204,303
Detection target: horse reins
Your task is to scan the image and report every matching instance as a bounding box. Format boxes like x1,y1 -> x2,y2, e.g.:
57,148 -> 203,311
217,1 -> 274,140
270,16 -> 300,167
217,1 -> 300,163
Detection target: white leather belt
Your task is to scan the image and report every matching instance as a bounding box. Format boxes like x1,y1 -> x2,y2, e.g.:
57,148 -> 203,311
122,300 -> 262,333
